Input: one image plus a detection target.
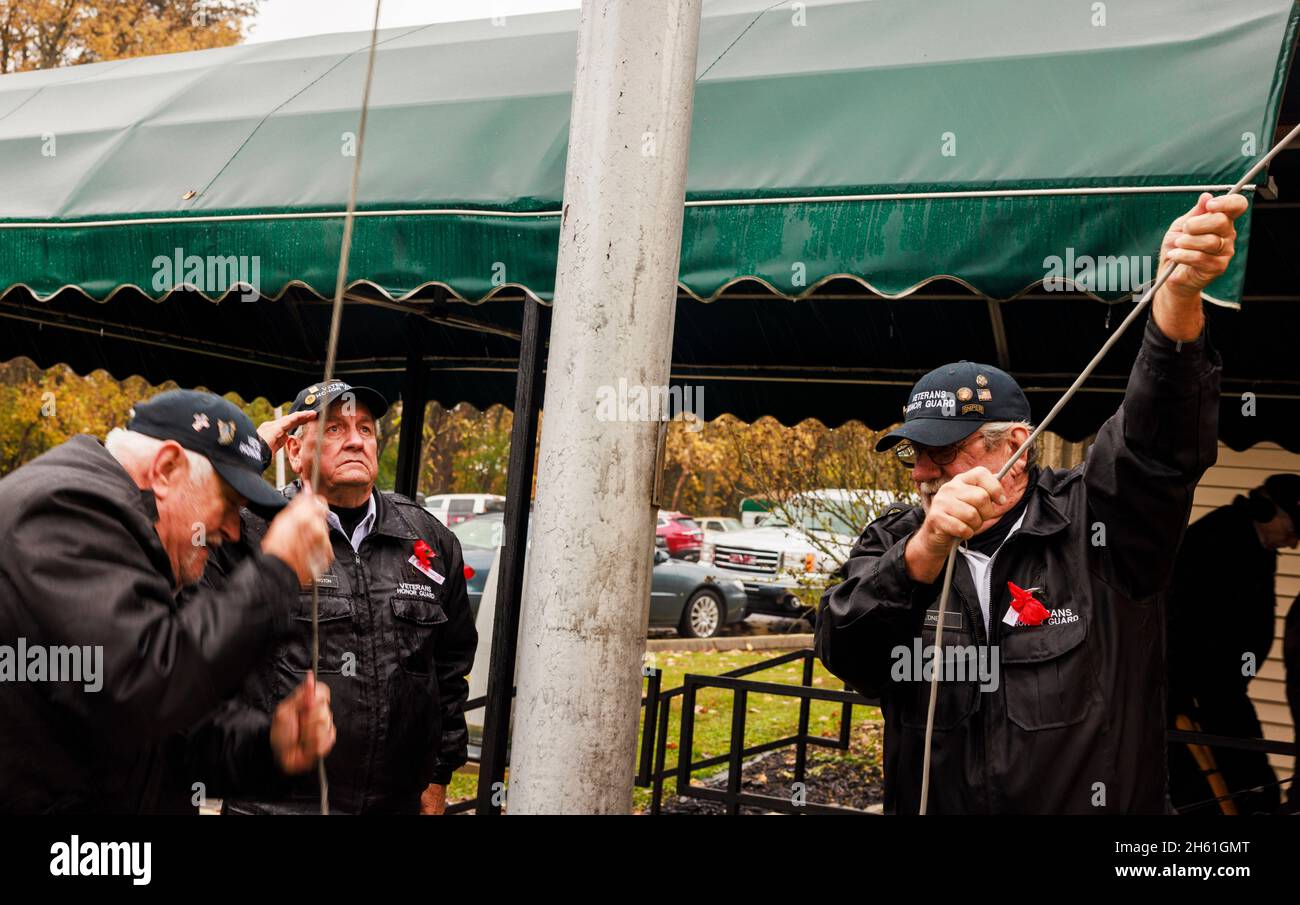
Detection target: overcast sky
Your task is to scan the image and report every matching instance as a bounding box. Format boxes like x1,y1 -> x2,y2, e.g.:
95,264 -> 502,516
247,0 -> 583,43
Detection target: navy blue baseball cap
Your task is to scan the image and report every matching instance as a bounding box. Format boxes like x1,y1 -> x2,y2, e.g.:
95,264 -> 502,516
127,389 -> 286,516
876,361 -> 1031,452
289,380 -> 388,421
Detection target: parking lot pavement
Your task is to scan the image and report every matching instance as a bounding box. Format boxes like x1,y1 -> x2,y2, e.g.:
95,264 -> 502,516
645,613 -> 811,641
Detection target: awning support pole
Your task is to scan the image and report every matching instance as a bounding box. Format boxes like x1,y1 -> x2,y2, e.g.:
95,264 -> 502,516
475,299 -> 550,815
507,0 -> 704,813
394,327 -> 427,500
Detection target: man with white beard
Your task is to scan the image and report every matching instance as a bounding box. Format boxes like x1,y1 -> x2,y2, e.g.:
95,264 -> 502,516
0,390 -> 336,813
816,192 -> 1246,813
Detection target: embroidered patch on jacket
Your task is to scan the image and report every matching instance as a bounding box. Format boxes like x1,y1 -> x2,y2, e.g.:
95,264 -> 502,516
397,581 -> 439,600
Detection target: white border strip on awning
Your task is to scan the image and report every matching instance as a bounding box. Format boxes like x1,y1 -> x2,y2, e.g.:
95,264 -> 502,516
0,183 -> 1255,228
0,270 -> 1241,309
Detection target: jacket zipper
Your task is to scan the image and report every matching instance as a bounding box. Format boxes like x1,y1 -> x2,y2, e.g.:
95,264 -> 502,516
980,531 -> 1024,812
351,544 -> 377,809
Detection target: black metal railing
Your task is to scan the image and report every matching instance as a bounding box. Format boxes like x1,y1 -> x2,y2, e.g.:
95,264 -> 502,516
636,648 -> 878,815
446,648 -> 1296,816
448,648 -> 878,814
443,692 -> 491,815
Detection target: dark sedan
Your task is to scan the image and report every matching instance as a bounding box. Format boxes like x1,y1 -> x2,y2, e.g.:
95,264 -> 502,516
452,512 -> 748,638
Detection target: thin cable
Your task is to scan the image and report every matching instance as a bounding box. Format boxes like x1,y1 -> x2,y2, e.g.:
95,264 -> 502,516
309,0 -> 384,817
918,121 -> 1300,815
1174,774 -> 1295,816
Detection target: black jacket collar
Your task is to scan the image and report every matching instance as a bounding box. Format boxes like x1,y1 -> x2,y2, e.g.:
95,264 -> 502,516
1013,466 -> 1076,539
282,480 -> 420,541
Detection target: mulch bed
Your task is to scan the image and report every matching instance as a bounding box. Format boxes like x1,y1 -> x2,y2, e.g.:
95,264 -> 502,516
646,719 -> 885,815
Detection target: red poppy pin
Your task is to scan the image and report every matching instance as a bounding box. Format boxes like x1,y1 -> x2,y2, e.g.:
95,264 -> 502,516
1004,581 -> 1050,627
413,539 -> 435,569
409,540 -> 444,585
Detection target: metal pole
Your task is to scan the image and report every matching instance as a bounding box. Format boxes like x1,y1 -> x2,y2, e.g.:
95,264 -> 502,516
394,329 -> 427,500
507,0 -> 703,814
476,299 -> 550,815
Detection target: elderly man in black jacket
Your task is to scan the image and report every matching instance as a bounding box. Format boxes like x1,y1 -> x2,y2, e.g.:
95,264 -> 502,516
816,192 -> 1246,813
193,381 -> 477,815
0,390 -> 336,813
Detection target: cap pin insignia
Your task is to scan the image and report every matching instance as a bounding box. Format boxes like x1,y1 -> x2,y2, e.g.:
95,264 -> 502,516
217,419 -> 236,445
192,413 -> 210,431
975,374 -> 988,387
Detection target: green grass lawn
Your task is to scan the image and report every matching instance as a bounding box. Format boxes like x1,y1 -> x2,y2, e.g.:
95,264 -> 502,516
445,648 -> 881,812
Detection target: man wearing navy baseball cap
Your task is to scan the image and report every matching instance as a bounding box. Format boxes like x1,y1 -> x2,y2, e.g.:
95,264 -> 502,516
0,389 -> 337,813
124,389 -> 292,520
875,360 -> 1032,455
817,191 -> 1247,814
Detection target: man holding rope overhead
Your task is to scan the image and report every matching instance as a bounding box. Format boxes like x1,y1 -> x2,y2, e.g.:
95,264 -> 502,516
816,192 -> 1246,814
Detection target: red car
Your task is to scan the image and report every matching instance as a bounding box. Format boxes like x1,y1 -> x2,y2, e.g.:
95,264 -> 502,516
656,511 -> 703,561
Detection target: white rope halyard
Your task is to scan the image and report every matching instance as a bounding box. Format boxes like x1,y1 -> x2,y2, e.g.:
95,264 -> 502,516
307,0 -> 385,817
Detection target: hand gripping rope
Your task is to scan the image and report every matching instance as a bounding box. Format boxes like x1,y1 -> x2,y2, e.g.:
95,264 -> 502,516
918,121 -> 1300,815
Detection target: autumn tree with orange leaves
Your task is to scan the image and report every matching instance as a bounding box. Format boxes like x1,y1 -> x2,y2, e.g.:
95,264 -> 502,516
0,0 -> 257,73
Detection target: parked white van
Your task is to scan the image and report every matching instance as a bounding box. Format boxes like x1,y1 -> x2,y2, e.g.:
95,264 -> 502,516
424,493 -> 506,526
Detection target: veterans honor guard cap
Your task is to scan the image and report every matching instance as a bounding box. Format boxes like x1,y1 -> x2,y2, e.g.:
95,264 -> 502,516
289,380 -> 389,421
126,389 -> 287,516
876,361 -> 1031,452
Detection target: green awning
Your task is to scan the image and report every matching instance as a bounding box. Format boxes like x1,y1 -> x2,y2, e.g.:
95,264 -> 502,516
0,0 -> 1295,304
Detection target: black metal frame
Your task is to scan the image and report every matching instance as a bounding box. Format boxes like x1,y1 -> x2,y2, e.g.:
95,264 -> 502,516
393,322 -> 428,499
442,645 -> 1296,815
385,298 -> 551,816
637,648 -> 877,815
475,300 -> 551,815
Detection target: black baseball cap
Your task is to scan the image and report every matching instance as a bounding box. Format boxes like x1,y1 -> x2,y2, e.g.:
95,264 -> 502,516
1263,474 -> 1300,528
289,380 -> 388,421
127,389 -> 286,516
876,361 -> 1031,452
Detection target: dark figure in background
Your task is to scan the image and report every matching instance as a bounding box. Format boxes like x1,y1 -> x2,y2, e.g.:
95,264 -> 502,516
1167,474 -> 1300,815
1284,592 -> 1300,813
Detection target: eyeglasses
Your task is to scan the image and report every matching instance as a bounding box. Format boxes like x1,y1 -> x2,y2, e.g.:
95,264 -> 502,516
894,439 -> 965,468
